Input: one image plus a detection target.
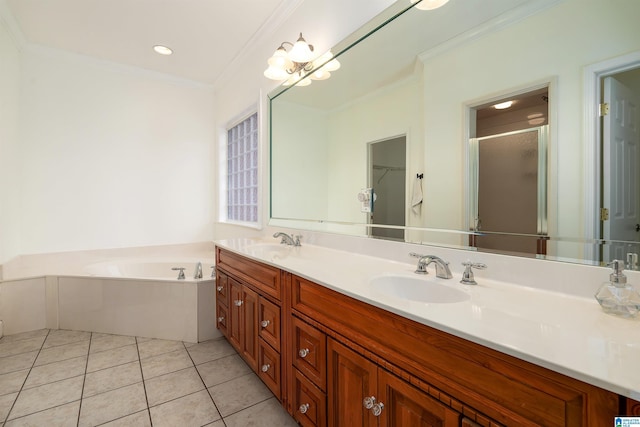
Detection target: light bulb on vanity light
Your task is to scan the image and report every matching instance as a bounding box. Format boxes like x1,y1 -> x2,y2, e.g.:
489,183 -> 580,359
264,33 -> 340,87
410,0 -> 451,10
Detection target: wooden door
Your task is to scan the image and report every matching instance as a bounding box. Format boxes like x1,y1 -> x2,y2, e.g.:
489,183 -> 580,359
603,76 -> 640,261
241,285 -> 259,371
327,338 -> 377,427
378,369 -> 460,427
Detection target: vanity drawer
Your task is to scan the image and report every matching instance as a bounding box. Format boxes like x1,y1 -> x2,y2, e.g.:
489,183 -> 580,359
259,297 -> 281,351
216,301 -> 228,337
215,272 -> 228,306
293,368 -> 327,427
258,338 -> 281,400
292,316 -> 326,391
216,247 -> 281,301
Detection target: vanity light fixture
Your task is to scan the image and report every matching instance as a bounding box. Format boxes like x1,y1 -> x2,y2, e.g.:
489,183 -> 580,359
410,0 -> 451,10
263,33 -> 340,87
153,45 -> 173,55
493,100 -> 514,109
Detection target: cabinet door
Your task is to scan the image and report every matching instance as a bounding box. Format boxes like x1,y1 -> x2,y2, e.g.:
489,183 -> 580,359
258,338 -> 281,400
228,278 -> 243,352
293,368 -> 327,427
216,301 -> 228,337
378,369 -> 460,427
242,286 -> 259,371
215,271 -> 229,306
259,297 -> 281,351
327,338 -> 377,427
293,317 -> 327,391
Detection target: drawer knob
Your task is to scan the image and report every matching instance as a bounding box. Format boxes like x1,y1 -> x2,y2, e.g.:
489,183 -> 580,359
217,285 -> 223,292
298,348 -> 310,358
363,396 -> 376,410
217,316 -> 224,323
299,403 -> 310,414
372,402 -> 385,417
234,300 -> 243,307
261,364 -> 270,373
260,320 -> 270,328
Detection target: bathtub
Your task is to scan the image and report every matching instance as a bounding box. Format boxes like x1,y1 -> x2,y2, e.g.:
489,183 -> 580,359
0,243 -> 220,342
84,258 -> 214,280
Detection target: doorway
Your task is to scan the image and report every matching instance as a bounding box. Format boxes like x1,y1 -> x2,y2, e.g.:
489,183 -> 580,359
600,68 -> 640,264
368,136 -> 406,241
468,87 -> 549,255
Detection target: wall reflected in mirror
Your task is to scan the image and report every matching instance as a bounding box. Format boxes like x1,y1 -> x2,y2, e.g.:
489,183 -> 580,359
269,0 -> 640,266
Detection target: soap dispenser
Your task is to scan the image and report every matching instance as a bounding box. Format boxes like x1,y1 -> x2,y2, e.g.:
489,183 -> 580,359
595,260 -> 640,318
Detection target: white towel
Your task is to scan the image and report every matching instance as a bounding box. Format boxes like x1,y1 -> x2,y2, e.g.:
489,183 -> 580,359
411,176 -> 423,215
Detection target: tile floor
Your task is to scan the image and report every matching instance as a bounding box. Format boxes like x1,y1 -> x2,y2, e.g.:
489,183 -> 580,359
0,329 -> 298,426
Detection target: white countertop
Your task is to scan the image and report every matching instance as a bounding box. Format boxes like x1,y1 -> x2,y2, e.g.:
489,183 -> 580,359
215,238 -> 640,400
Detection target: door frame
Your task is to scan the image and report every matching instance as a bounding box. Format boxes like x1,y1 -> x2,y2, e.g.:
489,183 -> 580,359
583,51 -> 640,261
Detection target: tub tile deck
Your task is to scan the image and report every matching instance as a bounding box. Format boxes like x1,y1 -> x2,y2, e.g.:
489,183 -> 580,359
0,329 -> 297,426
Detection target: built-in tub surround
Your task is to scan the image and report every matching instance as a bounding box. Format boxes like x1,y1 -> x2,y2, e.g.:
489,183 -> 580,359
217,233 -> 640,400
0,243 -> 219,342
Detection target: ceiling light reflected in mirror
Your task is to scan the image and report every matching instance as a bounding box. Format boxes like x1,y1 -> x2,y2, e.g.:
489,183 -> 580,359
411,0 -> 451,11
153,45 -> 173,55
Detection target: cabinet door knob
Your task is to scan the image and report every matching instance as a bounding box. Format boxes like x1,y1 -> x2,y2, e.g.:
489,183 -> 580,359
363,396 -> 376,409
217,316 -> 224,323
261,364 -> 270,373
298,348 -> 310,358
260,320 -> 270,328
372,402 -> 384,417
217,285 -> 223,292
234,300 -> 243,306
299,403 -> 310,414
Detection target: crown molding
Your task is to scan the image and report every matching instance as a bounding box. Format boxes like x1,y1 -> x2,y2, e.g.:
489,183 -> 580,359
418,0 -> 563,63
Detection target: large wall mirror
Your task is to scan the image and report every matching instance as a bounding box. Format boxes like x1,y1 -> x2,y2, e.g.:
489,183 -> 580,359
270,0 -> 640,266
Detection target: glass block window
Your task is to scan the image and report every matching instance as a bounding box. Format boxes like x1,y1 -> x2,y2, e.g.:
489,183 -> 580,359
227,112 -> 259,223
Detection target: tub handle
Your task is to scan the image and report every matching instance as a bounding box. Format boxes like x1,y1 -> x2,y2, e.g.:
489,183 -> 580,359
171,267 -> 186,280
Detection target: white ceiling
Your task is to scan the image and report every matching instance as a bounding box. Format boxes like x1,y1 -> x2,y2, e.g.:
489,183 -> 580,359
4,0 -> 292,85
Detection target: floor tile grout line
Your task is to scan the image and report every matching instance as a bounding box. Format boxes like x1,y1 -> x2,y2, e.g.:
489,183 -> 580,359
76,331 -> 94,427
184,340 -> 227,425
2,329 -> 51,425
135,336 -> 154,427
93,409 -> 150,427
221,396 -> 276,420
2,399 -> 82,425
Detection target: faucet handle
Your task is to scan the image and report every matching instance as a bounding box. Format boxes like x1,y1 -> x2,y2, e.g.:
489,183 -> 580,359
460,261 -> 487,285
171,267 -> 186,280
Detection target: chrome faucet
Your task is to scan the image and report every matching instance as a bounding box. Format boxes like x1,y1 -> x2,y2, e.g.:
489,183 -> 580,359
273,232 -> 301,246
409,253 -> 453,279
194,262 -> 203,279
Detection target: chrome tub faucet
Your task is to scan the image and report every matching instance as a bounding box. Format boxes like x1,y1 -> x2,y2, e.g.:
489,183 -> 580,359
194,262 -> 203,279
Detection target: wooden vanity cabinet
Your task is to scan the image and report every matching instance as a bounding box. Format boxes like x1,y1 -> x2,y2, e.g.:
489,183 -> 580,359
290,273 -> 621,426
215,248 -> 283,400
215,247 -> 637,426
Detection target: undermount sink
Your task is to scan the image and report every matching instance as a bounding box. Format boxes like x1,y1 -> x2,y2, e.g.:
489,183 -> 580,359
369,275 -> 470,304
244,243 -> 293,257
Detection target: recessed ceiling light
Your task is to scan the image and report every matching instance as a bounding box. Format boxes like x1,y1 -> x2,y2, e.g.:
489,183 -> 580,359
153,45 -> 173,55
493,101 -> 513,109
